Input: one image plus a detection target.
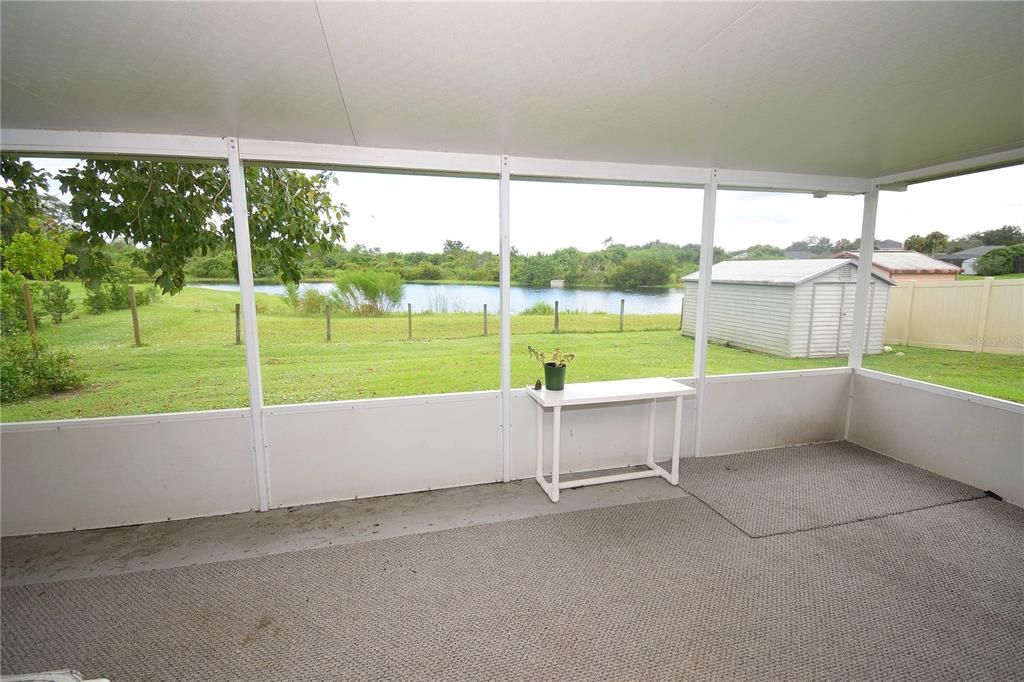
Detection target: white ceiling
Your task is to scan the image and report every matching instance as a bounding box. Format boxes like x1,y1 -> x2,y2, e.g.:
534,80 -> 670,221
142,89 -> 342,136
2,1 -> 1022,178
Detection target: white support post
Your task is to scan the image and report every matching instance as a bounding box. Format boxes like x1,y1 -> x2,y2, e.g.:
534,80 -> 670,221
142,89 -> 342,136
844,185 -> 879,440
691,169 -> 718,459
499,155 -> 513,482
226,138 -> 271,512
848,187 -> 879,370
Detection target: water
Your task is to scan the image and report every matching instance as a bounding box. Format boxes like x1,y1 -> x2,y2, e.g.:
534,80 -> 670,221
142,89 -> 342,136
192,282 -> 684,315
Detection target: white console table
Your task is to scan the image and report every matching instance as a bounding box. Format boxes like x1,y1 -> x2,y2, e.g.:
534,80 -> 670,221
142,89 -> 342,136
527,377 -> 696,502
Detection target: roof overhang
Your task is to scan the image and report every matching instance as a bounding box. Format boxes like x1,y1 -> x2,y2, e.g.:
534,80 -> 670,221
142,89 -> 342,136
2,1 -> 1022,186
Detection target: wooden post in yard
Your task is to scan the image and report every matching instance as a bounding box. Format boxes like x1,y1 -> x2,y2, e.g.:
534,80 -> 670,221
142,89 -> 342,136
619,298 -> 625,332
408,303 -> 413,340
235,303 -> 241,344
22,284 -> 35,337
679,297 -> 685,332
326,304 -> 332,342
554,300 -> 559,334
128,286 -> 142,347
483,303 -> 488,336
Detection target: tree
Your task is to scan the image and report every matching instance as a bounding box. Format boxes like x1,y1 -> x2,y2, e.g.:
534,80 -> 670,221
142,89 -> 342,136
744,244 -> 786,260
53,159 -> 347,294
903,231 -> 949,256
1,230 -> 77,280
610,252 -> 673,289
1,157 -> 50,243
975,244 -> 1024,276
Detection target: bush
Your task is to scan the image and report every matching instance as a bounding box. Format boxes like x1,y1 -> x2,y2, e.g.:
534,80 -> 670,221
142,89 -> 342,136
610,252 -> 673,289
975,244 -> 1024,276
300,288 -> 329,315
520,301 -> 554,315
408,262 -> 443,280
84,266 -> 159,314
39,281 -> 75,323
331,270 -> 404,316
0,336 -> 86,401
0,269 -> 41,335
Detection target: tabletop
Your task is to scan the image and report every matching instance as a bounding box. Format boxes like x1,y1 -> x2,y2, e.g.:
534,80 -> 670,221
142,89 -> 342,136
526,377 -> 696,408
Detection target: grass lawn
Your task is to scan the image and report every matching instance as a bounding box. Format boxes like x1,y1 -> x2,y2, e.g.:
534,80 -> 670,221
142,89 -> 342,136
2,285 -> 1021,422
956,273 -> 1024,280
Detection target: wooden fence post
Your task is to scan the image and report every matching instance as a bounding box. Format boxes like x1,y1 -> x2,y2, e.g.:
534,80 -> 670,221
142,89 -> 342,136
326,304 -> 332,341
22,284 -> 36,337
619,298 -> 625,332
554,300 -> 559,334
483,303 -> 488,336
128,286 -> 142,347
235,303 -> 241,344
679,297 -> 685,332
408,303 -> 413,340
973,277 -> 994,352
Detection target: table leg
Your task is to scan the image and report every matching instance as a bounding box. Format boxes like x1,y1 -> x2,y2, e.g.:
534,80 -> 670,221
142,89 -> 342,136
646,398 -> 657,467
551,405 -> 561,502
670,395 -> 682,485
535,401 -> 543,484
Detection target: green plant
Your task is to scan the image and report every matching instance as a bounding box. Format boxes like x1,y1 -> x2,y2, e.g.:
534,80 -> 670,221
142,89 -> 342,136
528,345 -> 575,367
300,288 -> 329,315
0,336 -> 86,401
84,265 -> 159,314
975,244 -> 1024,276
282,282 -> 302,310
39,280 -> 75,323
0,269 -> 42,335
520,301 -> 554,315
331,270 -> 404,316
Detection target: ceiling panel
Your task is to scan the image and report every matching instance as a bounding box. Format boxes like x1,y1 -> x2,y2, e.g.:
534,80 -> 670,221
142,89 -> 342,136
0,1 -> 355,145
2,1 -> 1021,178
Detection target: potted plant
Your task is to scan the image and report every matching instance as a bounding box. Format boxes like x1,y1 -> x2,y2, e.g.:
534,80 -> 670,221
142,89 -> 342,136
528,346 -> 574,391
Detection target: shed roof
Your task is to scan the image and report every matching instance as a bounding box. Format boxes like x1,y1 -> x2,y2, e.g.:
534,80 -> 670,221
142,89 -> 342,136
682,259 -> 892,287
834,250 -> 961,274
1,2 -> 1022,179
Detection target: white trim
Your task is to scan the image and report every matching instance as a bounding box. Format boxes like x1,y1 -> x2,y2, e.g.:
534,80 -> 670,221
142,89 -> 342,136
847,188 -> 879,370
691,170 -> 718,459
705,367 -> 851,384
716,168 -> 871,195
508,156 -> 707,188
237,138 -> 499,177
227,138 -> 271,512
854,368 -> 1024,415
872,147 -> 1024,187
0,128 -> 227,160
0,408 -> 249,433
499,155 -> 513,482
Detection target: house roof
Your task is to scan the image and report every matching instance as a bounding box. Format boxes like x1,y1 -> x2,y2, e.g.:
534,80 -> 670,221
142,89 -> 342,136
782,250 -> 821,260
834,250 -> 961,274
1,2 -> 1022,179
682,259 -> 893,287
942,245 -> 1003,259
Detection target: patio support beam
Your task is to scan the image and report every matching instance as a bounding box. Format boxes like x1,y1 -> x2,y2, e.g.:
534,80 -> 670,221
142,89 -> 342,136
227,137 -> 272,512
848,186 -> 879,370
499,155 -> 513,482
691,169 -> 718,459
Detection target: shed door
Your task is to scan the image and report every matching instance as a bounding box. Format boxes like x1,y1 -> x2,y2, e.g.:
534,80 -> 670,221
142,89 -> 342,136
806,282 -> 856,356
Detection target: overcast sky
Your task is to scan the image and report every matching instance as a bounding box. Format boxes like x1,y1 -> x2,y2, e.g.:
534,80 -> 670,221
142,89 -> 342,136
29,158 -> 1023,253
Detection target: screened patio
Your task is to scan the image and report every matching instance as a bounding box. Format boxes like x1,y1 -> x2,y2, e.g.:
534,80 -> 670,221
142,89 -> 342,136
1,2 -> 1022,680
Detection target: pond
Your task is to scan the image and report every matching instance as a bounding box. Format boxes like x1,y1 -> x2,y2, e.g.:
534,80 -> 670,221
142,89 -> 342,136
191,282 -> 685,315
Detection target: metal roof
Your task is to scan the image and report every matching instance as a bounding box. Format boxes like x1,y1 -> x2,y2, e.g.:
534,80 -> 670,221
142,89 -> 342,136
834,250 -> 962,274
682,259 -> 892,287
1,2 -> 1022,179
943,245 -> 1003,259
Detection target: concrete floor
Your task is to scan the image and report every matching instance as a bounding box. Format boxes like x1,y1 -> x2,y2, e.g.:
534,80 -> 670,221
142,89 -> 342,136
1,470 -> 685,587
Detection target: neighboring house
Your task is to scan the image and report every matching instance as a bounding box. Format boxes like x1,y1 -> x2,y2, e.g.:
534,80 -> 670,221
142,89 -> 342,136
875,239 -> 903,250
936,245 -> 1002,275
681,259 -> 892,358
833,250 -> 960,282
783,249 -> 819,260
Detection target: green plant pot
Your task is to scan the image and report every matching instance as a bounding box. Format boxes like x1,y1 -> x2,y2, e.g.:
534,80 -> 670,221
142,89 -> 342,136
543,362 -> 567,391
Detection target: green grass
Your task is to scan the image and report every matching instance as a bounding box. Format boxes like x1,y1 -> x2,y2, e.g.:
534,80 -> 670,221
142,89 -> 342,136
2,285 -> 1020,422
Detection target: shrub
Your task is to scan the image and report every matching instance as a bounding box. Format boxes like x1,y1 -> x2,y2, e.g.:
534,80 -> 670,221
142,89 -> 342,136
0,269 -> 41,335
520,301 -> 554,315
300,288 -> 329,315
84,266 -> 159,314
39,281 -> 75,323
282,282 -> 302,310
331,270 -> 404,316
409,262 -> 443,280
610,252 -> 673,289
975,244 -> 1024,276
0,336 -> 86,402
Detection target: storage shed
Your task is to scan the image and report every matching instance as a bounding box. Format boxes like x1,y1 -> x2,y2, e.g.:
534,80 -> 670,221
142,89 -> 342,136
682,260 -> 893,358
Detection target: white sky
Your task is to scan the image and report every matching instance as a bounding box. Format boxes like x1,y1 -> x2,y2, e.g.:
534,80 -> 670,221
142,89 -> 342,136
29,158 -> 1024,253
